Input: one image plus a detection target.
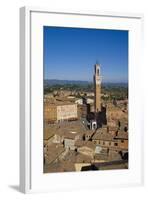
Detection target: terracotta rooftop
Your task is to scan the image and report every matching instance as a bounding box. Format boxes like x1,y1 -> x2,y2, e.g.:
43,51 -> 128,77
54,121 -> 87,137
45,144 -> 65,164
85,130 -> 95,136
44,126 -> 57,140
95,127 -> 108,135
44,121 -> 90,141
75,140 -> 96,150
94,153 -> 108,161
75,153 -> 92,163
115,132 -> 128,140
92,132 -> 114,141
108,126 -> 118,131
60,151 -> 92,164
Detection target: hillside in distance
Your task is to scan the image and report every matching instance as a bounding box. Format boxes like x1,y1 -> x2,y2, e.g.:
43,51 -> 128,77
44,79 -> 90,86
44,79 -> 128,87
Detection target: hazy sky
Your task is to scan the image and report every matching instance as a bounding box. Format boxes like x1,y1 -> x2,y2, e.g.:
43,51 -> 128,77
44,26 -> 128,83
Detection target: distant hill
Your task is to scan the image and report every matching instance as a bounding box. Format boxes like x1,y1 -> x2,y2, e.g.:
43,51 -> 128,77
103,82 -> 128,88
44,79 -> 91,86
44,79 -> 128,88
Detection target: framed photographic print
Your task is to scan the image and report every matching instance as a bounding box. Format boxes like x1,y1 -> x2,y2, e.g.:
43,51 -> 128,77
20,7 -> 144,193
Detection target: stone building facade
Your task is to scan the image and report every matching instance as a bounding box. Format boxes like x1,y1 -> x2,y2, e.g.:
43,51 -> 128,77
44,102 -> 78,123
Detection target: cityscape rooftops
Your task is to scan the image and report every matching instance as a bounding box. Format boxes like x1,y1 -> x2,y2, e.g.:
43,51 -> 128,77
45,144 -> 65,164
94,127 -> 108,135
75,153 -> 92,163
44,160 -> 75,173
54,121 -> 87,138
94,153 -> 108,161
75,140 -> 96,150
114,131 -> 128,140
92,132 -> 114,141
44,99 -> 76,106
44,126 -> 56,140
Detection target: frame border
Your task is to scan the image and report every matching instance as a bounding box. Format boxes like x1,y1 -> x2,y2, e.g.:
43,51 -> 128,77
20,7 -> 144,193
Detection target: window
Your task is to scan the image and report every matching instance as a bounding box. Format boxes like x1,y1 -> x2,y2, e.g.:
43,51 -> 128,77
121,140 -> 124,143
114,143 -> 118,146
97,68 -> 99,75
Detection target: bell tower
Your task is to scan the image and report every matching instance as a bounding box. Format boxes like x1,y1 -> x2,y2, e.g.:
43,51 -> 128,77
94,62 -> 101,112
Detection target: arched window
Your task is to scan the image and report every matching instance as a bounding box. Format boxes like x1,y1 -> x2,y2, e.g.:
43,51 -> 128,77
97,68 -> 99,76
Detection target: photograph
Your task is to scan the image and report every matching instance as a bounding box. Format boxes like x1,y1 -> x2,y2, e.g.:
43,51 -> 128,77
43,26 -> 128,173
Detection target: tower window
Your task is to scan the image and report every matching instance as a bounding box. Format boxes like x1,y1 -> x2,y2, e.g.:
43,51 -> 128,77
97,68 -> 99,76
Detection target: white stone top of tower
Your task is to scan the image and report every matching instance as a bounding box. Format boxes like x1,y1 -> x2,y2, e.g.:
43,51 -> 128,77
94,62 -> 101,76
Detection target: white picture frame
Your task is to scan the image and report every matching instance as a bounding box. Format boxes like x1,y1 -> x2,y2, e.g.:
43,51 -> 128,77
20,7 -> 144,193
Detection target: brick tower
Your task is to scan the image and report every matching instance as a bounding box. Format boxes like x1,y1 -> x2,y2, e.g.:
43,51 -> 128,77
94,62 -> 101,112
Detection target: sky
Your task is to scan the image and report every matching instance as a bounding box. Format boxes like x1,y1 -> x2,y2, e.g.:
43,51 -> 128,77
44,26 -> 128,83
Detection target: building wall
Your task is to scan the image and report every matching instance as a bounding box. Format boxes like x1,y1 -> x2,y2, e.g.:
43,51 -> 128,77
44,103 -> 57,123
57,104 -> 77,121
53,134 -> 63,144
46,136 -> 54,146
44,103 -> 77,123
75,99 -> 83,105
93,139 -> 113,147
118,139 -> 128,149
93,139 -> 128,150
77,146 -> 94,158
90,104 -> 95,112
64,138 -> 75,150
85,133 -> 92,141
77,104 -> 87,119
